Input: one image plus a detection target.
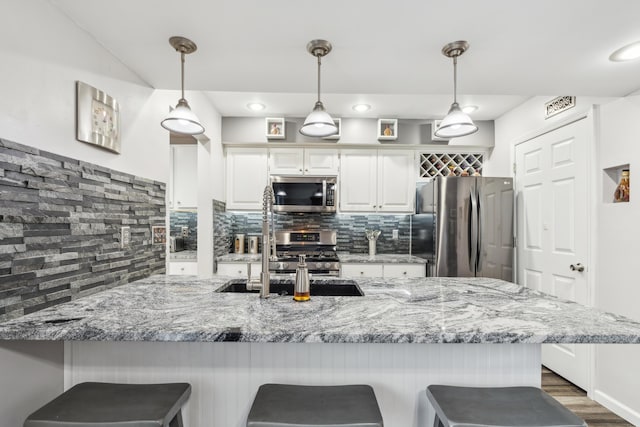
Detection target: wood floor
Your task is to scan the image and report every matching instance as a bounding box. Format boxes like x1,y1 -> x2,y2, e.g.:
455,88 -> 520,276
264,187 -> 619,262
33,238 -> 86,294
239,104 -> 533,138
542,366 -> 633,426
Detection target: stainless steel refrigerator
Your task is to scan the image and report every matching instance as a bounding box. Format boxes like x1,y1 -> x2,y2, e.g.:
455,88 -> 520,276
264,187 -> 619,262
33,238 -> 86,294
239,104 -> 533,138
412,177 -> 514,280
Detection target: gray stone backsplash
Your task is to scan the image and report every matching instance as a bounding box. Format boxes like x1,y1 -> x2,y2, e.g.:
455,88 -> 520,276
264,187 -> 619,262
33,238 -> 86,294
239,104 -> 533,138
0,138 -> 166,321
169,210 -> 197,250
223,212 -> 410,254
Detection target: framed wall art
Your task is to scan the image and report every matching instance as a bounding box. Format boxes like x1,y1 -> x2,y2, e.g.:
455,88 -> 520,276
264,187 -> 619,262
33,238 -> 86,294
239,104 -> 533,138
76,81 -> 121,153
377,118 -> 398,140
265,117 -> 285,140
151,226 -> 167,245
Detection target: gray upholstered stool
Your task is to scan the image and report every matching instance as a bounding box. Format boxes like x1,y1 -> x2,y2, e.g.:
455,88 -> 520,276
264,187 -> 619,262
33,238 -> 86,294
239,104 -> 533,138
426,385 -> 587,427
247,384 -> 383,427
24,382 -> 191,427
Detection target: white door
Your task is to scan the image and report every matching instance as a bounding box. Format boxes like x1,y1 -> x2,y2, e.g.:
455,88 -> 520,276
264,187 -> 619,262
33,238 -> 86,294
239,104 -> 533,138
304,148 -> 339,175
339,149 -> 377,212
268,148 -> 304,175
377,150 -> 415,213
171,145 -> 198,208
225,148 -> 268,210
515,117 -> 591,390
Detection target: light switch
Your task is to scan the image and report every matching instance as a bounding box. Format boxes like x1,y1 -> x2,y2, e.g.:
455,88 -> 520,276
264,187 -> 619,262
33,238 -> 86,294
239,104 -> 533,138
120,226 -> 131,248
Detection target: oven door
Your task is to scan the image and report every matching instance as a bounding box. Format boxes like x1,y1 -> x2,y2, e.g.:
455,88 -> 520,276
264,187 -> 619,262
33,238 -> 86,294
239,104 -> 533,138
271,176 -> 336,213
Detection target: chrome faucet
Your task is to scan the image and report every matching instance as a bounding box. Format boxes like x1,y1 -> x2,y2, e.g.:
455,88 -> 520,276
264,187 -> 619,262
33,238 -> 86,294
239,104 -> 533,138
259,185 -> 277,298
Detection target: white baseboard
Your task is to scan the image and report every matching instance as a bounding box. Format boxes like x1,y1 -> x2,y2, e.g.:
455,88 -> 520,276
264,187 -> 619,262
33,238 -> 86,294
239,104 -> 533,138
593,389 -> 640,426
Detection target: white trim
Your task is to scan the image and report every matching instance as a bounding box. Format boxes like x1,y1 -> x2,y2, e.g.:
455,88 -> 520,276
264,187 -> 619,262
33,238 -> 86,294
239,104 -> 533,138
63,341 -> 72,390
594,389 -> 640,426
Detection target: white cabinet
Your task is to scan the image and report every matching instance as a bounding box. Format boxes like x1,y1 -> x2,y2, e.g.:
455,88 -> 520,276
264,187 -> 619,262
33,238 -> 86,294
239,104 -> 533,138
168,261 -> 198,275
339,150 -> 415,213
226,148 -> 269,210
382,264 -> 426,278
341,263 -> 426,278
269,148 -> 338,175
341,263 -> 383,278
216,262 -> 262,277
170,145 -> 198,209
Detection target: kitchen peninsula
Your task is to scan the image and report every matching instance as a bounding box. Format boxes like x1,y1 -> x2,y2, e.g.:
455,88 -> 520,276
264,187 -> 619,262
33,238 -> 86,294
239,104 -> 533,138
1,275 -> 639,427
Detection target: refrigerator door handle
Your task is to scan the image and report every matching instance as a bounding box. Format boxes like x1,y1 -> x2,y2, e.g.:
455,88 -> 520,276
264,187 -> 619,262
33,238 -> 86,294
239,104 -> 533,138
469,188 -> 478,274
476,191 -> 483,273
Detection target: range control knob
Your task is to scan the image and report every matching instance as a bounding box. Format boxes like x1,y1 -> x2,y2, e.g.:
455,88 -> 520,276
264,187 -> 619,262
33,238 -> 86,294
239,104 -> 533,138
324,262 -> 331,269
282,262 -> 289,269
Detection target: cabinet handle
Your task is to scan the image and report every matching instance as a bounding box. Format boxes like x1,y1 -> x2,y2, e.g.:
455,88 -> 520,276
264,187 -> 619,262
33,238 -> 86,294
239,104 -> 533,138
305,168 -> 308,172
403,271 -> 407,275
238,270 -> 242,274
360,271 -> 364,275
299,168 -> 303,172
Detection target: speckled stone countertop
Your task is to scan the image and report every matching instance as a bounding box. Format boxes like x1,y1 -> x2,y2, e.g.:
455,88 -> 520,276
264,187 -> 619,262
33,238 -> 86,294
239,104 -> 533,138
1,275 -> 639,344
217,254 -> 262,262
170,250 -> 197,261
338,254 -> 427,264
217,253 -> 427,264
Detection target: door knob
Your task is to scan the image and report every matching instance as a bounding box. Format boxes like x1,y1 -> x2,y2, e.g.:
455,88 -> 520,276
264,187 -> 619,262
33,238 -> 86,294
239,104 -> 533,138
570,263 -> 585,272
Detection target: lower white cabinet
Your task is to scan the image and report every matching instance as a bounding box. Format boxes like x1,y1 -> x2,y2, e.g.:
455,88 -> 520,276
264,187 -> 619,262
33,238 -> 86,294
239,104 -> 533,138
341,263 -> 383,278
168,261 -> 198,275
216,262 -> 262,277
341,263 -> 426,278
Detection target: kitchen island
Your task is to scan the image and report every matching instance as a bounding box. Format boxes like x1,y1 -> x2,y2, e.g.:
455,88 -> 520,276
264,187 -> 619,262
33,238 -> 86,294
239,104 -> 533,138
1,275 -> 639,427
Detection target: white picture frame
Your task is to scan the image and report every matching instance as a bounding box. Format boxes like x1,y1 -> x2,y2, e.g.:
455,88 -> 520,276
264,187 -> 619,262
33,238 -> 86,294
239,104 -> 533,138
377,118 -> 398,140
265,117 -> 285,140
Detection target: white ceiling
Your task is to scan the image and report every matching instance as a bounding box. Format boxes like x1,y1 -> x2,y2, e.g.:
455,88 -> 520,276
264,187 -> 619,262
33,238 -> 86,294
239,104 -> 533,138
50,0 -> 640,119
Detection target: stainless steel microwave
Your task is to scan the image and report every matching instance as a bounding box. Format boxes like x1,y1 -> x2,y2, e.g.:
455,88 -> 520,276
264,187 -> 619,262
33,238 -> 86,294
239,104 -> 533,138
271,176 -> 337,213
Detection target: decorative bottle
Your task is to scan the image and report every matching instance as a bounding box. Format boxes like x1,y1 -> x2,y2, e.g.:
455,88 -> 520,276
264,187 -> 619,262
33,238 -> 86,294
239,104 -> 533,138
613,169 -> 630,203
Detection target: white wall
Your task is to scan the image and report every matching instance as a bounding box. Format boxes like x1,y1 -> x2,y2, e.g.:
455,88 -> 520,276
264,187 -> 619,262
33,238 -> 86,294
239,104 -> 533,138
487,96 -> 617,176
592,93 -> 640,425
492,93 -> 640,424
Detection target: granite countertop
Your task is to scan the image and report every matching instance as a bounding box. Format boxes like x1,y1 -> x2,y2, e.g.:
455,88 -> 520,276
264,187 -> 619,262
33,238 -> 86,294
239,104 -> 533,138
1,275 -> 639,344
217,253 -> 262,262
338,254 -> 427,264
170,250 -> 197,261
217,253 -> 427,264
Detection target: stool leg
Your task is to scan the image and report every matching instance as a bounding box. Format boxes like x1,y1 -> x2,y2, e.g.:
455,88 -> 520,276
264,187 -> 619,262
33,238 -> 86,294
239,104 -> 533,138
433,414 -> 444,427
169,409 -> 184,427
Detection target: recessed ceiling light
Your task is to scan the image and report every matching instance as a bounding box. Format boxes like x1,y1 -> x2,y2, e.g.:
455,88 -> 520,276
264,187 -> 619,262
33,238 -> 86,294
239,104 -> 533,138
609,41 -> 640,62
246,102 -> 266,111
352,104 -> 371,112
461,105 -> 478,114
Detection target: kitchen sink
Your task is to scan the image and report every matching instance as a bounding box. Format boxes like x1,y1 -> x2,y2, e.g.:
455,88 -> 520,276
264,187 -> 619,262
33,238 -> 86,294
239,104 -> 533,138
216,279 -> 364,296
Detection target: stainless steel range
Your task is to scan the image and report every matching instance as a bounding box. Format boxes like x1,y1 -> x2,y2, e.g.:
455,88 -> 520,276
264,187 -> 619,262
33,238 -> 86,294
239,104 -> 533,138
269,230 -> 340,276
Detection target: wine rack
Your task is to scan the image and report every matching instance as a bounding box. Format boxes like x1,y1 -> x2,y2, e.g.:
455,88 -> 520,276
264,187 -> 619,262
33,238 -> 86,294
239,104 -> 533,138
419,153 -> 484,178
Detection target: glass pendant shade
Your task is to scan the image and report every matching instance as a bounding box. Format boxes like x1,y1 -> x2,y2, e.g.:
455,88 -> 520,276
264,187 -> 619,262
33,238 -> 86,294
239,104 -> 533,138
299,101 -> 338,137
434,102 -> 478,138
161,99 -> 205,135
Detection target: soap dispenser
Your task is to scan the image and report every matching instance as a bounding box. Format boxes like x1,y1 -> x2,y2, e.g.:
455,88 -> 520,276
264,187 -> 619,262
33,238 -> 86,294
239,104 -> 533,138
294,254 -> 310,302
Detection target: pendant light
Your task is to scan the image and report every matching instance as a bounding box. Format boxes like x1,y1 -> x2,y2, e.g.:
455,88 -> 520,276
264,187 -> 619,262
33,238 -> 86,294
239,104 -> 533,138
434,41 -> 478,139
161,36 -> 205,135
299,39 -> 338,138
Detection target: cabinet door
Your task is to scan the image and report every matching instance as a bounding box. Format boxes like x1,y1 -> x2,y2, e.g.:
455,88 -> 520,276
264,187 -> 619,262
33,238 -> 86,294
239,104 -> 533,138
377,150 -> 415,213
383,263 -> 426,278
172,145 -> 198,208
269,148 -> 304,175
339,150 -> 377,212
216,262 -> 262,277
169,261 -> 198,275
226,148 -> 268,210
341,263 -> 383,278
304,149 -> 339,175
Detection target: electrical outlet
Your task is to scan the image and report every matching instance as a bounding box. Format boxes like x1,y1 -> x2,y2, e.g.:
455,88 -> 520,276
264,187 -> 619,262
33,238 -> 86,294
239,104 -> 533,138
392,229 -> 399,240
181,226 -> 189,237
120,226 -> 131,248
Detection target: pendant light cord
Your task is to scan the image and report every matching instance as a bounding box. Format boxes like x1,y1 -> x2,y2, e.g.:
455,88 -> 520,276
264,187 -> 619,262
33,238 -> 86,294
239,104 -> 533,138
180,51 -> 186,101
316,54 -> 322,104
452,55 -> 458,104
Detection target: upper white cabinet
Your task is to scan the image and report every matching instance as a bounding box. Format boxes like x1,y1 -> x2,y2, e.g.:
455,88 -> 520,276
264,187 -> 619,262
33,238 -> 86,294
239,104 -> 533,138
340,149 -> 415,213
170,145 -> 198,209
269,148 -> 338,175
226,147 -> 269,210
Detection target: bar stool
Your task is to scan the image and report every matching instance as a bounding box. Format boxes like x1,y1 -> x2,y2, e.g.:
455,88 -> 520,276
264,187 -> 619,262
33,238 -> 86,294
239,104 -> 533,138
247,384 -> 383,427
24,382 -> 191,427
426,385 -> 587,427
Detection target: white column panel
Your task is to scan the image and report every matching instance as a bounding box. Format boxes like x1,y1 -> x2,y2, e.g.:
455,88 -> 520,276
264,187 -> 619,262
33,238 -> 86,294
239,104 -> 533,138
67,342 -> 541,427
